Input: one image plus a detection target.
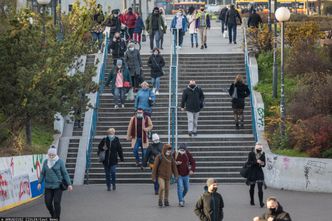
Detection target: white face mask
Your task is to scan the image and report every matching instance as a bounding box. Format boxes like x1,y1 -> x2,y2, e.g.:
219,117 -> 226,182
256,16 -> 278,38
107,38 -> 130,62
129,47 -> 134,51
117,65 -> 122,69
165,150 -> 171,156
177,12 -> 182,17
153,52 -> 158,56
153,139 -> 159,144
179,150 -> 185,155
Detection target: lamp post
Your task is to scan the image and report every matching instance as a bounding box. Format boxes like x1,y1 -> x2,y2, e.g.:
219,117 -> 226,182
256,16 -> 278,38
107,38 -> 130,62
272,0 -> 278,98
275,7 -> 290,137
37,0 -> 51,45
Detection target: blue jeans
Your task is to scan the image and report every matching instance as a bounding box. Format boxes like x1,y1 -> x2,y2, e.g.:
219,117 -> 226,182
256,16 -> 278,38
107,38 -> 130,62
133,138 -> 146,163
177,175 -> 190,203
104,164 -> 117,188
114,87 -> 126,106
151,77 -> 160,91
150,30 -> 160,50
92,32 -> 103,49
221,20 -> 226,33
154,176 -> 159,193
228,24 -> 237,43
190,33 -> 198,45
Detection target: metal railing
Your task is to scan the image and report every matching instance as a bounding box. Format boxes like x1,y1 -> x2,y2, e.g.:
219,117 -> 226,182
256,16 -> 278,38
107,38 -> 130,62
168,29 -> 179,151
85,34 -> 109,184
243,27 -> 258,142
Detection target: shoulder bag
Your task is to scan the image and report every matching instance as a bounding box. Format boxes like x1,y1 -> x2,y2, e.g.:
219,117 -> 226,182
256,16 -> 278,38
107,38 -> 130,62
50,162 -> 68,191
98,138 -> 108,162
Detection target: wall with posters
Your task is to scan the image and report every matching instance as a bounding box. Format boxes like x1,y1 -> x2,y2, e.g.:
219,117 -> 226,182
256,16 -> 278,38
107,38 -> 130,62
0,154 -> 46,212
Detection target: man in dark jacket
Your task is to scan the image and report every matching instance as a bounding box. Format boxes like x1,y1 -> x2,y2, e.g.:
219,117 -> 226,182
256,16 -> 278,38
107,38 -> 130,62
174,143 -> 196,207
225,4 -> 242,44
194,178 -> 224,221
145,7 -> 166,50
143,133 -> 163,194
219,6 -> 228,34
104,9 -> 121,39
248,9 -> 263,28
109,32 -> 127,64
97,128 -> 124,191
253,196 -> 292,221
181,80 -> 205,137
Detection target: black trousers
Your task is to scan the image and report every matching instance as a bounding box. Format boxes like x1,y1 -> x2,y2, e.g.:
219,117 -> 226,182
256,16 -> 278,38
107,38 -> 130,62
44,188 -> 63,219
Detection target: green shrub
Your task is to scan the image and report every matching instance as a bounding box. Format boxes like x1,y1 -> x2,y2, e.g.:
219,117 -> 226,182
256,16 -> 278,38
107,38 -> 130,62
322,148 -> 332,158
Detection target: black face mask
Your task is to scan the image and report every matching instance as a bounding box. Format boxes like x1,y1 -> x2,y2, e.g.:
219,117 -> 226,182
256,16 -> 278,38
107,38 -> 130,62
189,84 -> 196,89
269,208 -> 276,213
256,149 -> 262,153
212,187 -> 218,192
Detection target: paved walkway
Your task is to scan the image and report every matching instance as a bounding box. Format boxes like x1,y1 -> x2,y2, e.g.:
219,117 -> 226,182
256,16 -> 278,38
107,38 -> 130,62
1,184 -> 331,220
140,19 -> 243,55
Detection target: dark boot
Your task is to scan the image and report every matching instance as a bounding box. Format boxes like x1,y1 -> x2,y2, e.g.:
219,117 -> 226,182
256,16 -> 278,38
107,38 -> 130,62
158,199 -> 163,207
164,200 -> 169,207
196,43 -> 199,48
258,190 -> 264,207
249,185 -> 255,205
191,43 -> 194,48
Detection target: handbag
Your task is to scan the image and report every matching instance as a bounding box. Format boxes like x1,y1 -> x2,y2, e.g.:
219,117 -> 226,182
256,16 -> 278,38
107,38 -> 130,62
123,81 -> 131,88
51,164 -> 68,191
148,90 -> 155,106
223,30 -> 228,38
240,162 -> 250,178
98,139 -> 108,162
232,86 -> 238,99
142,32 -> 146,42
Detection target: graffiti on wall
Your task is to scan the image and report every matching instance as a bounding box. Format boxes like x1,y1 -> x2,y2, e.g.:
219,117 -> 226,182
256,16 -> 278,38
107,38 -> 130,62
256,107 -> 265,128
304,160 -> 328,189
32,154 -> 44,179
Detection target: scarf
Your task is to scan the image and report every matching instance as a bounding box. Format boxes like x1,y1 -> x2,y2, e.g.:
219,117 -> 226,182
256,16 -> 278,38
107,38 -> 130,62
47,155 -> 59,168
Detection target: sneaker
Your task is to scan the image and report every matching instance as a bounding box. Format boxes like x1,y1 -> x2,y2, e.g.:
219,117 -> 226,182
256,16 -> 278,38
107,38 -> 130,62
179,201 -> 184,207
193,132 -> 197,137
107,186 -> 111,191
112,184 -> 116,191
155,191 -> 159,195
234,42 -> 237,44
164,200 -> 169,207
200,45 -> 204,49
152,88 -> 156,93
188,132 -> 193,137
204,43 -> 207,48
176,46 -> 182,49
196,43 -> 199,48
155,91 -> 159,95
114,105 -> 119,109
158,199 -> 163,207
121,104 -> 125,108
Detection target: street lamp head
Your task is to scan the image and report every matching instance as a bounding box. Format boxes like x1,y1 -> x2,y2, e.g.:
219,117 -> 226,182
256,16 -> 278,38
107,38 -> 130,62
275,7 -> 291,22
37,0 -> 51,5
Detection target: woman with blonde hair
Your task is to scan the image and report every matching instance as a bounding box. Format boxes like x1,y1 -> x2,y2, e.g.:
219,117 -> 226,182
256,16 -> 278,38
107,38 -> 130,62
228,74 -> 250,129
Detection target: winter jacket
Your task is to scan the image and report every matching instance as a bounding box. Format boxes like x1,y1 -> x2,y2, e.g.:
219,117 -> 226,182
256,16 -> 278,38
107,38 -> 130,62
181,85 -> 205,113
134,16 -> 145,33
196,11 -> 211,28
194,188 -> 224,221
143,142 -> 164,167
219,8 -> 228,21
97,136 -> 124,166
225,9 -> 242,26
152,145 -> 178,181
127,114 -> 153,149
174,150 -> 196,176
135,88 -> 156,113
170,15 -> 188,32
258,204 -> 292,221
229,82 -> 250,109
145,13 -> 166,35
248,13 -> 263,28
103,15 -> 121,33
147,54 -> 165,78
110,38 -> 127,59
246,151 -> 265,182
125,12 -> 137,28
125,49 -> 142,77
38,159 -> 71,189
188,14 -> 197,34
105,66 -> 131,93
91,11 -> 105,33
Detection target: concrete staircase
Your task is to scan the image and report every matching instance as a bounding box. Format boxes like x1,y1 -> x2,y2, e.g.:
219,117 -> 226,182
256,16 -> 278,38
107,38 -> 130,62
85,53 -> 255,184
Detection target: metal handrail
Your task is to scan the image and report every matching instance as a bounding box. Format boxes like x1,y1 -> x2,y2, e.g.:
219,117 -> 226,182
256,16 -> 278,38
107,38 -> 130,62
85,34 -> 109,184
243,27 -> 258,142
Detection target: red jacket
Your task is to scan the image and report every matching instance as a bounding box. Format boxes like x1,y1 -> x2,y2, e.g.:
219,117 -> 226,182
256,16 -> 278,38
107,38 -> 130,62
125,12 -> 137,28
174,150 -> 196,176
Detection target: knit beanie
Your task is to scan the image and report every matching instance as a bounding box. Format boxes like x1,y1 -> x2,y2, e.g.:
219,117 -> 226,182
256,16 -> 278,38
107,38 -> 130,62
178,143 -> 187,150
152,133 -> 159,141
48,146 -> 57,155
206,178 -> 217,187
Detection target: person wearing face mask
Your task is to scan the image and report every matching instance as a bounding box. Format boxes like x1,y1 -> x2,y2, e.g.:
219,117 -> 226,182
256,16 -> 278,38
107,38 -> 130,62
253,197 -> 292,221
181,80 -> 205,137
125,42 -> 143,93
159,7 -> 167,49
103,9 -> 121,40
135,81 -> 156,117
174,143 -> 196,207
97,128 -> 124,191
133,12 -> 145,44
188,8 -> 199,48
147,48 -> 165,95
196,6 -> 211,49
90,4 -> 105,52
246,142 -> 266,208
109,31 -> 127,61
127,108 -> 153,168
38,146 -> 73,219
194,178 -> 224,221
145,7 -> 166,50
152,144 -> 179,207
124,7 -> 137,39
105,59 -> 131,108
143,133 -> 164,194
225,4 -> 242,44
170,9 -> 188,49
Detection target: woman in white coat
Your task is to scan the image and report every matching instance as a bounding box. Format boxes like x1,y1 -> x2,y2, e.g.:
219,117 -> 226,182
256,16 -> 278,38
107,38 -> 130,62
188,9 -> 198,48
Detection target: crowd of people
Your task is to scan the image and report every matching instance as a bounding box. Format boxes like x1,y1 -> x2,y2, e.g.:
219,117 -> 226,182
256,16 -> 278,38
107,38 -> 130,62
35,4 -> 293,221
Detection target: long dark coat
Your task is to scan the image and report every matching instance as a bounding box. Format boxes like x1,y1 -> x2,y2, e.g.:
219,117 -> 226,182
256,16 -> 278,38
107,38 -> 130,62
229,82 -> 250,109
97,137 -> 124,166
147,54 -> 165,78
246,151 -> 265,182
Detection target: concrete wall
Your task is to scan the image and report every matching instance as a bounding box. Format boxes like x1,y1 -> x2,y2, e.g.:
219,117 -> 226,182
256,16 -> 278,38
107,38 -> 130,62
248,54 -> 332,193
